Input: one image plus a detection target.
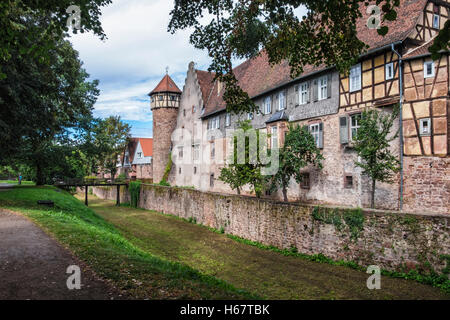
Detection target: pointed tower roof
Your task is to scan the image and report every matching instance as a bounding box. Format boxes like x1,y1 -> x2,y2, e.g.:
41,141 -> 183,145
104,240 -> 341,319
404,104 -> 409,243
149,74 -> 182,95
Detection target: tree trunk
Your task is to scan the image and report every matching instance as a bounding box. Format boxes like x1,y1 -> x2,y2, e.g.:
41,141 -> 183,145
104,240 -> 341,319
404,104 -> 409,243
36,163 -> 45,186
237,187 -> 241,195
282,186 -> 288,202
371,178 -> 376,209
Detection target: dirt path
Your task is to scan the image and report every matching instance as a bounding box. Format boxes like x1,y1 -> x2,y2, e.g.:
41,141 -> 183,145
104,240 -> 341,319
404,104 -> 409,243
86,195 -> 449,300
0,209 -> 122,300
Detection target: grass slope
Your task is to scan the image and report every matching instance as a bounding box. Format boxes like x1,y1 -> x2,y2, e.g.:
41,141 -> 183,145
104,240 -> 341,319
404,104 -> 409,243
87,196 -> 449,300
0,186 -> 256,299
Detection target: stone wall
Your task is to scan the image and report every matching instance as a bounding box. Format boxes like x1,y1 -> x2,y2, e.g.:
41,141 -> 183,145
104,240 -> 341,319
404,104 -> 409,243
403,156 -> 450,214
93,184 -> 450,274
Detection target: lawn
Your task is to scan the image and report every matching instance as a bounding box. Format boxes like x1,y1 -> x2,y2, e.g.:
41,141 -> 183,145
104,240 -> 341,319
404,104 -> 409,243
0,186 -> 256,299
0,180 -> 35,185
85,195 -> 449,300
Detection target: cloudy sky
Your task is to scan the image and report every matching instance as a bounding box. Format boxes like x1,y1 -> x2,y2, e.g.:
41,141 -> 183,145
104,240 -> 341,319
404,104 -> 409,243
69,0 -> 306,138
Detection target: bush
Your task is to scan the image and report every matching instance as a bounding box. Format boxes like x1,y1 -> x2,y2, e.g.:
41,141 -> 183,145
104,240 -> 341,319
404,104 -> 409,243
129,181 -> 141,208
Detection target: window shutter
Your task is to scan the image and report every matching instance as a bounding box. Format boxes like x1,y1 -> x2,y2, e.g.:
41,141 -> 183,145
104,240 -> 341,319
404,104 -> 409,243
327,74 -> 332,98
318,122 -> 324,149
312,80 -> 318,102
306,82 -> 311,103
339,116 -> 349,144
284,90 -> 288,109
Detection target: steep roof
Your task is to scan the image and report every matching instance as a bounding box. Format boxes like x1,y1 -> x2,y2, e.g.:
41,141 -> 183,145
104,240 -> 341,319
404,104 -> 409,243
200,0 -> 428,118
150,74 -> 182,95
139,138 -> 153,157
195,70 -> 216,105
120,138 -> 139,165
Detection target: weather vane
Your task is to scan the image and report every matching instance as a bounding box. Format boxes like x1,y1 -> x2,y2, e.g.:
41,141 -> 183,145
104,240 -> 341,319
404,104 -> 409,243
165,66 -> 169,75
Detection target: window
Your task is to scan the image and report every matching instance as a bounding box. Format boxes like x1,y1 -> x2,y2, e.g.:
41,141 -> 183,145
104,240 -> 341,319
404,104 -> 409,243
309,124 -> 321,147
344,175 -> 353,188
194,167 -> 197,174
193,144 -> 200,160
424,61 -> 435,78
350,113 -> 361,141
419,118 -> 431,136
300,173 -> 310,189
385,63 -> 394,80
151,97 -> 155,103
178,146 -> 183,159
247,112 -> 253,120
183,109 -> 186,117
264,96 -> 272,114
278,91 -> 285,110
179,167 -> 181,174
349,64 -> 362,92
226,113 -> 231,126
318,76 -> 328,100
433,14 -> 440,29
170,95 -> 176,101
210,174 -> 214,187
299,82 -> 309,104
271,126 -> 278,149
158,95 -> 164,101
137,152 -> 142,158
192,105 -> 196,113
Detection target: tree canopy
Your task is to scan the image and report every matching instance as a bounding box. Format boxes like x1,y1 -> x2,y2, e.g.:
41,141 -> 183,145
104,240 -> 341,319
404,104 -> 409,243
169,0 -> 448,115
0,0 -> 111,79
271,124 -> 324,202
353,106 -> 400,208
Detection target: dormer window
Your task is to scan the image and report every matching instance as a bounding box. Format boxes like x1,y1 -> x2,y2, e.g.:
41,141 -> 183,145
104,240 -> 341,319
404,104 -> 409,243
433,14 -> 440,29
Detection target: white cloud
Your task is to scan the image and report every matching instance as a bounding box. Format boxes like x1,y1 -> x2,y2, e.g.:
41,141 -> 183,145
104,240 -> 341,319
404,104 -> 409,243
69,0 -> 211,122
69,1 -> 308,124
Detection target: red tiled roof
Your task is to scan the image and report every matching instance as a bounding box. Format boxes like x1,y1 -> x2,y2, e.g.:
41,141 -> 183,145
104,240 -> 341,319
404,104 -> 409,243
150,74 -> 182,95
139,138 -> 153,157
200,0 -> 428,118
357,0 -> 427,51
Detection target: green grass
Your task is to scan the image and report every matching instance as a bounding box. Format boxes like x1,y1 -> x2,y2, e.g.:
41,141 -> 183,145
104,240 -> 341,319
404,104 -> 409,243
86,195 -> 449,300
0,186 -> 257,299
0,180 -> 35,185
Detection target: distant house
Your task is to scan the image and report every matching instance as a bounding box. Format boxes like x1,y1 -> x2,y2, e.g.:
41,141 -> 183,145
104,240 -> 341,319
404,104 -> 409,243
131,138 -> 153,180
117,138 -> 153,181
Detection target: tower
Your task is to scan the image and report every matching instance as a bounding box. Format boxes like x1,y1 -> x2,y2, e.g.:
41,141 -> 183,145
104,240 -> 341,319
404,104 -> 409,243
149,72 -> 181,183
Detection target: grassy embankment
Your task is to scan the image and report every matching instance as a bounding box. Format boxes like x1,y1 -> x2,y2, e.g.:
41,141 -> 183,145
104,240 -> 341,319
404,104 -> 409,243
0,186 -> 257,299
85,195 -> 449,300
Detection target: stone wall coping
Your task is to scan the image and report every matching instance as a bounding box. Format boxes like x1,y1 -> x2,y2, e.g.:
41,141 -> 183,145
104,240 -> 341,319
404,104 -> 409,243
140,184 -> 449,220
